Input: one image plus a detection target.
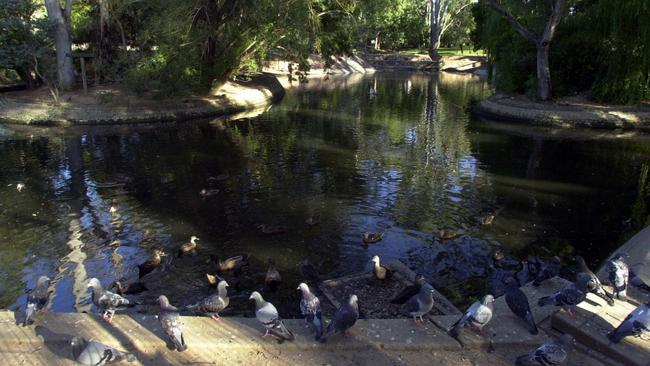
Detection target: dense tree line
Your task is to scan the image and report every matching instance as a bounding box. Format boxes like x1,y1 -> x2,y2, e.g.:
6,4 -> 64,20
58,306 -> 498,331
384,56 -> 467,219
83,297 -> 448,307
0,0 -> 648,103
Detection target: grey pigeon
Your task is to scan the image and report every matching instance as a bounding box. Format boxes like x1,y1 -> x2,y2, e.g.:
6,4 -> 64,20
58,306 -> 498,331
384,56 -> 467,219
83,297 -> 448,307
249,291 -> 294,342
606,253 -> 629,300
630,269 -> 650,293
449,294 -> 495,339
515,334 -> 574,366
575,256 -> 614,305
298,282 -> 324,340
158,295 -> 187,351
391,274 -> 426,305
532,256 -> 561,287
71,336 -> 136,365
538,273 -> 591,314
402,283 -> 435,323
505,277 -> 538,335
24,275 -> 50,326
607,300 -> 650,343
321,294 -> 359,342
184,280 -> 229,321
87,278 -> 134,323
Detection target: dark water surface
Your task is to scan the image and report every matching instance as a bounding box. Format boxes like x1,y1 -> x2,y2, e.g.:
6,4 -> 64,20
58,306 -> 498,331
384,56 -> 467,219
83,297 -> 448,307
1,72 -> 649,316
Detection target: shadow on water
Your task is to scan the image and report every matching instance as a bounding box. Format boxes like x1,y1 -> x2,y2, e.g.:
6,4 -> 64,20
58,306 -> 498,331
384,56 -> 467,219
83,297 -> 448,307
1,72 -> 650,313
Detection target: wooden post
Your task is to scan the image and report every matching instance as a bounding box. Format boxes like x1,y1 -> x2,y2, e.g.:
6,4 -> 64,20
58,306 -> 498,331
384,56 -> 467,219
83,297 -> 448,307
80,57 -> 87,93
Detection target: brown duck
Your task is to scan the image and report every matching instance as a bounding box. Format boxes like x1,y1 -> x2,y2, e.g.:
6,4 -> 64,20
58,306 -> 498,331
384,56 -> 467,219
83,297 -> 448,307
438,229 -> 461,240
137,248 -> 167,278
178,236 -> 199,257
211,254 -> 249,273
371,255 -> 393,280
112,280 -> 148,295
362,232 -> 384,244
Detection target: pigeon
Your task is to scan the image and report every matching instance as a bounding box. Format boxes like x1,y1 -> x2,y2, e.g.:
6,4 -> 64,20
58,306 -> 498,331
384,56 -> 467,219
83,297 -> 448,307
403,283 -> 435,323
265,257 -> 281,291
321,294 -> 359,342
538,273 -> 591,314
505,277 -> 538,335
630,269 -> 650,293
532,256 -> 561,287
575,256 -> 614,305
178,235 -> 199,257
24,275 -> 50,326
137,248 -> 166,278
158,295 -> 187,351
606,253 -> 629,300
71,336 -> 136,365
298,282 -> 324,340
391,274 -> 426,305
249,291 -> 294,342
607,300 -> 650,343
298,260 -> 321,283
515,334 -> 574,366
87,278 -> 135,323
370,256 -> 393,281
449,294 -> 495,339
184,280 -> 229,321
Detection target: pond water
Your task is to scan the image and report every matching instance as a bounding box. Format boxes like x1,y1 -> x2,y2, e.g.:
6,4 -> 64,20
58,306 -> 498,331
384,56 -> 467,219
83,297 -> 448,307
1,72 -> 649,317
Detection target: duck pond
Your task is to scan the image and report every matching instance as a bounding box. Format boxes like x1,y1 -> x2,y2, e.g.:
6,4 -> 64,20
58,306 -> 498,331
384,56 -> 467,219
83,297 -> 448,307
1,72 -> 650,318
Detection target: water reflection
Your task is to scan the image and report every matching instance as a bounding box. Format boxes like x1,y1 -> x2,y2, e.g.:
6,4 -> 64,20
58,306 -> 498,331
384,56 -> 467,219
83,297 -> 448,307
0,72 -> 648,315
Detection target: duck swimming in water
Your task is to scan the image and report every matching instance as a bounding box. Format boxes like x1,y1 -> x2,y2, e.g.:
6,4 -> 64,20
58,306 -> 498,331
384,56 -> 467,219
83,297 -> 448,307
178,236 -> 199,257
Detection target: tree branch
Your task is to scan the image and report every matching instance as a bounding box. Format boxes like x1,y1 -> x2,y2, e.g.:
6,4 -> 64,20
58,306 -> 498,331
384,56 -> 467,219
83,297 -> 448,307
64,0 -> 73,21
481,0 -> 537,44
442,1 -> 474,35
541,0 -> 565,44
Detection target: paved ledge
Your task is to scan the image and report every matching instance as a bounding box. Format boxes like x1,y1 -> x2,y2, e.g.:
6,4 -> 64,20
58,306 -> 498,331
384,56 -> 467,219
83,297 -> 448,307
474,95 -> 650,130
0,73 -> 284,126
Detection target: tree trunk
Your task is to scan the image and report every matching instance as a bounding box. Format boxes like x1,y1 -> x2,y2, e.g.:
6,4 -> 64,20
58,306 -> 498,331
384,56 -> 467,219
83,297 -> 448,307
482,0 -> 565,100
44,0 -> 75,90
536,42 -> 551,101
98,0 -> 111,81
374,32 -> 381,50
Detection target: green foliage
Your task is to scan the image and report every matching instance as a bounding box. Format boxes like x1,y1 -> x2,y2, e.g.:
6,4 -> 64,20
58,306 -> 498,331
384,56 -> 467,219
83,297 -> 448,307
0,0 -> 52,86
474,0 -> 650,103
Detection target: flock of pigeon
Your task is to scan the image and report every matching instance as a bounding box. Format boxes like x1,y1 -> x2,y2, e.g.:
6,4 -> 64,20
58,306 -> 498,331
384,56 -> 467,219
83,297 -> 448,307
20,237 -> 650,366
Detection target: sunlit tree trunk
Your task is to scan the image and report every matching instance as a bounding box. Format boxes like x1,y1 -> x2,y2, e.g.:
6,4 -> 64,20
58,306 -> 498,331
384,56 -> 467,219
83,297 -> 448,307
429,0 -> 474,62
482,0 -> 565,100
44,0 -> 75,90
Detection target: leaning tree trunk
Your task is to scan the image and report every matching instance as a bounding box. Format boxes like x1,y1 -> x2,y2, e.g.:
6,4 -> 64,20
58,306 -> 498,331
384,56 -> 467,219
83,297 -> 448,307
44,0 -> 75,90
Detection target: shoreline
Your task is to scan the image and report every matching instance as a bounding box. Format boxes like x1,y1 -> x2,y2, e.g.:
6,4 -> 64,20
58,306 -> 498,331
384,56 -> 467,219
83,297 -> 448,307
0,73 -> 285,127
475,94 -> 650,130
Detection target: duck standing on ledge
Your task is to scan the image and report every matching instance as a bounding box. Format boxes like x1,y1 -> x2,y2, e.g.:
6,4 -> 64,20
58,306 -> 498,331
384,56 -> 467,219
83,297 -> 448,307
371,255 -> 393,281
178,236 -> 199,257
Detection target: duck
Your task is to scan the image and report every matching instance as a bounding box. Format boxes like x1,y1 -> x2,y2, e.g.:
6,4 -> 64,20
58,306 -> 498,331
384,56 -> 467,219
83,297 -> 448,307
362,232 -> 384,244
371,255 -> 393,281
137,248 -> 167,278
298,260 -> 322,283
206,273 -> 222,287
438,228 -> 460,240
112,280 -> 148,295
211,254 -> 249,273
258,224 -> 287,235
178,236 -> 199,257
305,215 -> 321,227
265,257 -> 282,291
199,188 -> 220,198
480,213 -> 495,225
